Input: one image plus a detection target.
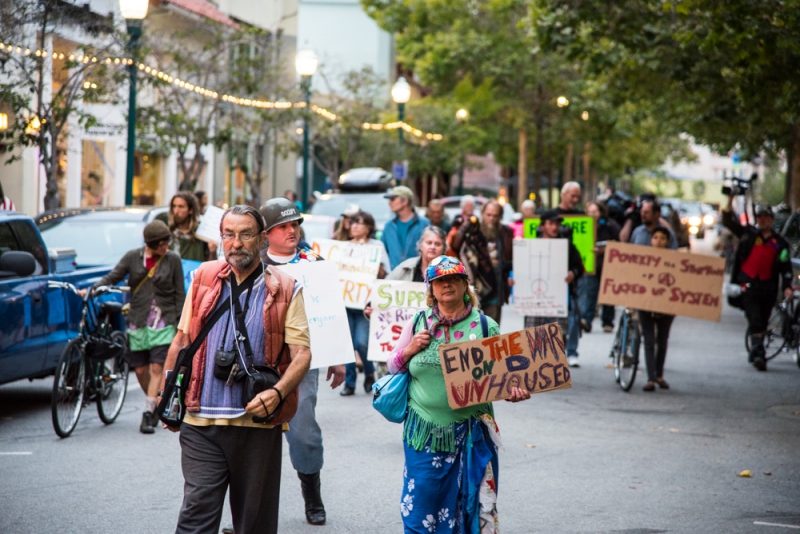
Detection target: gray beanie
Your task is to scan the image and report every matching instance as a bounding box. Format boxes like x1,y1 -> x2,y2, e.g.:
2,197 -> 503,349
143,220 -> 171,243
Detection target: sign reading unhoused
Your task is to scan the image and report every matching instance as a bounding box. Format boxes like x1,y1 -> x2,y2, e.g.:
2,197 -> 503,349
523,216 -> 596,274
598,242 -> 725,321
439,323 -> 571,410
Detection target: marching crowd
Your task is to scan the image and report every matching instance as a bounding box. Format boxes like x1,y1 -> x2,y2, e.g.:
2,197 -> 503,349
75,180 -> 788,534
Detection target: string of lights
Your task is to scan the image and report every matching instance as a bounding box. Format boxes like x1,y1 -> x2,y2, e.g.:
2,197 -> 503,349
0,40 -> 444,140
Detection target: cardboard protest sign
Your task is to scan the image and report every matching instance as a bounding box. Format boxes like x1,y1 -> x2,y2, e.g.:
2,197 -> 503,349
310,238 -> 382,309
195,205 -> 225,244
523,216 -> 596,274
367,280 -> 428,362
439,323 -> 570,409
598,242 -> 725,321
274,261 -> 355,368
512,239 -> 569,317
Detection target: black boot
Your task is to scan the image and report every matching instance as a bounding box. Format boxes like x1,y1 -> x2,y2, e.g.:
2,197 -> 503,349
298,471 -> 326,525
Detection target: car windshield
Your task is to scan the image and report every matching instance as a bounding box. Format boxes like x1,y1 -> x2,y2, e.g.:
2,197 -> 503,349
39,218 -> 145,267
310,194 -> 392,228
680,202 -> 702,216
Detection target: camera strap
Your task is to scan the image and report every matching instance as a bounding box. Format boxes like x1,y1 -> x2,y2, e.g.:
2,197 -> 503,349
229,264 -> 264,371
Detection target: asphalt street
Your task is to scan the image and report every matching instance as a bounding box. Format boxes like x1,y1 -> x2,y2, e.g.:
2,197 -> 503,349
2,260 -> 799,532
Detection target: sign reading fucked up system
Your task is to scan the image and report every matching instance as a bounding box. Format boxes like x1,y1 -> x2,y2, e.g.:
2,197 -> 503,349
598,242 -> 726,321
439,323 -> 571,410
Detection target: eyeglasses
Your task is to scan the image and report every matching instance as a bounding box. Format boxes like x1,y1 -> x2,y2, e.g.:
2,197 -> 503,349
220,232 -> 258,242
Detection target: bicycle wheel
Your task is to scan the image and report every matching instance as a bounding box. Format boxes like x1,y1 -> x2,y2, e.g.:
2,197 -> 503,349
52,339 -> 86,438
96,332 -> 130,424
617,315 -> 639,392
745,306 -> 788,360
610,321 -> 623,384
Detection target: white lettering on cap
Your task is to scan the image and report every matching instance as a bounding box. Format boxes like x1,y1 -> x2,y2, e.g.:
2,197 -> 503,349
280,209 -> 296,216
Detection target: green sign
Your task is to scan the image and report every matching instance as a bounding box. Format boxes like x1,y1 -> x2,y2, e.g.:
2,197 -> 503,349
522,216 -> 596,274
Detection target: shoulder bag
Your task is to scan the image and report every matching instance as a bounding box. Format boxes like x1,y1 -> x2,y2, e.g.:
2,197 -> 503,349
157,302 -> 228,428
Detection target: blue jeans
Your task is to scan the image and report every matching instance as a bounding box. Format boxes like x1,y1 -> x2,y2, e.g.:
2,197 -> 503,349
579,275 -> 615,327
345,308 -> 372,387
567,293 -> 580,357
284,368 -> 323,474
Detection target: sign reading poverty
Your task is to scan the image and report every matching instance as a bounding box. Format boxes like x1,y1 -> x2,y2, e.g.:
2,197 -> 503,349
439,323 -> 571,410
367,280 -> 428,362
274,261 -> 355,368
597,242 -> 726,321
512,239 -> 569,317
311,238 -> 383,309
523,216 -> 596,274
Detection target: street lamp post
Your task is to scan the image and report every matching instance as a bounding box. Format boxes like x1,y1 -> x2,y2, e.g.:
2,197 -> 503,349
119,0 -> 148,206
295,49 -> 318,207
456,108 -> 469,195
390,77 -> 411,181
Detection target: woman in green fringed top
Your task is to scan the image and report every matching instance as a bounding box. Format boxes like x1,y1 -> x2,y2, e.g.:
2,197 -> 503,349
387,255 -> 530,534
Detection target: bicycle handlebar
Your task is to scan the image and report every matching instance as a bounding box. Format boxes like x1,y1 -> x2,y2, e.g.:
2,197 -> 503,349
47,281 -> 130,296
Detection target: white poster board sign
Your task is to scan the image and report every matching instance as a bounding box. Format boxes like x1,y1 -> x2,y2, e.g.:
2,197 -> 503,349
513,239 -> 569,317
274,261 -> 355,369
195,205 -> 225,244
367,280 -> 428,362
311,238 -> 382,309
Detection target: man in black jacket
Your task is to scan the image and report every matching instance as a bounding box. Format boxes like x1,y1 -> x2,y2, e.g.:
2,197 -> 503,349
722,199 -> 793,371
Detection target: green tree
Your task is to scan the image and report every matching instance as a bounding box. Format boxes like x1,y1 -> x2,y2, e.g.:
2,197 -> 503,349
0,0 -> 123,209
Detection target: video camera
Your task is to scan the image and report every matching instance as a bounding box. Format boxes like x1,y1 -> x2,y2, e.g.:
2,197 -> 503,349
721,172 -> 756,197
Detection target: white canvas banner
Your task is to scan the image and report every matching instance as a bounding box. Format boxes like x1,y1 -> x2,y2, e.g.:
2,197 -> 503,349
274,261 -> 355,369
195,205 -> 225,244
513,239 -> 569,317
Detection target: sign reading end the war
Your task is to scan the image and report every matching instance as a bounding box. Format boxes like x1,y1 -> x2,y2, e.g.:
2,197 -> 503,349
439,323 -> 571,410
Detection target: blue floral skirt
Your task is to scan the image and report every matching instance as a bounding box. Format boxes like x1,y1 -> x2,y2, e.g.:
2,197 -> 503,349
400,416 -> 500,534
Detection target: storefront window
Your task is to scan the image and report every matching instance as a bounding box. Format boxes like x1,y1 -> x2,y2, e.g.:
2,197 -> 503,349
133,152 -> 162,205
81,140 -> 116,206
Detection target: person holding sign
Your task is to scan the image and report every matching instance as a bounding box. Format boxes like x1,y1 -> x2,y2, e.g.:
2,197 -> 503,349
580,200 -> 621,333
258,197 -> 346,526
387,256 -> 530,534
722,201 -> 793,371
638,227 -> 676,392
524,210 -> 585,367
341,211 -> 390,396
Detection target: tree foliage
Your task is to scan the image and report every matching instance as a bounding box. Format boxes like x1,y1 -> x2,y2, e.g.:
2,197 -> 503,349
0,0 -> 123,209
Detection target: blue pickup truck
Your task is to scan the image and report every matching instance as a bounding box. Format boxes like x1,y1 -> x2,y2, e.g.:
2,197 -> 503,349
0,212 -> 121,385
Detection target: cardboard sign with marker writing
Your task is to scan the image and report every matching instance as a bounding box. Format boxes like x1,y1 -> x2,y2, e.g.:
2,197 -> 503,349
310,238 -> 382,309
195,205 -> 225,244
367,280 -> 428,362
439,323 -> 571,410
523,216 -> 596,274
598,242 -> 725,321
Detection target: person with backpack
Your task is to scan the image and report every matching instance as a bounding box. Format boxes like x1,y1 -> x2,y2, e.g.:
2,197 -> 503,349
386,255 -> 531,533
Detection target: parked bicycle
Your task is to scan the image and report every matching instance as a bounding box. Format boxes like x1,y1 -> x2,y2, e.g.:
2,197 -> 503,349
610,307 -> 642,391
48,281 -> 130,438
744,296 -> 800,367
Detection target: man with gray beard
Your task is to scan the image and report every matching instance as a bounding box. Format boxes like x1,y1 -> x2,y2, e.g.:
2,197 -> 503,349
450,199 -> 514,323
161,205 -> 311,534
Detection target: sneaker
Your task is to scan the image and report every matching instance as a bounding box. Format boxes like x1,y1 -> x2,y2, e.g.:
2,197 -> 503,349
603,325 -> 614,333
567,356 -> 580,368
340,384 -> 355,396
140,411 -> 155,434
580,319 -> 591,333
